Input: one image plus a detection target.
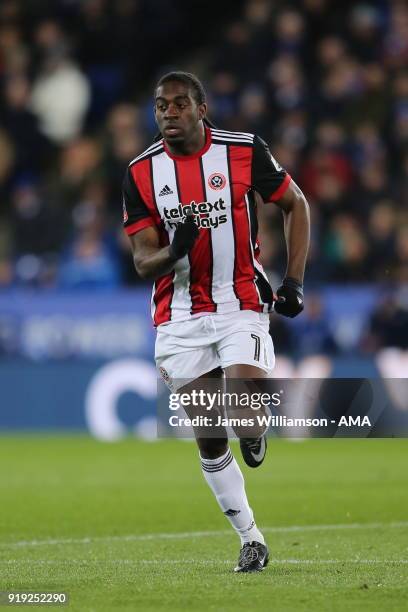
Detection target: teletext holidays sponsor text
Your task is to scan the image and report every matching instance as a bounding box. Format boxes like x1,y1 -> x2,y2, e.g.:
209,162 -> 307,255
163,199 -> 227,230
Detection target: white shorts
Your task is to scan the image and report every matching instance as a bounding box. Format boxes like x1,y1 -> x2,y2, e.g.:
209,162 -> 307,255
155,311 -> 275,390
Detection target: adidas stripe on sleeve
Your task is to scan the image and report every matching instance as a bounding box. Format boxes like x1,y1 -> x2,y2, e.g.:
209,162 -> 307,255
251,136 -> 291,203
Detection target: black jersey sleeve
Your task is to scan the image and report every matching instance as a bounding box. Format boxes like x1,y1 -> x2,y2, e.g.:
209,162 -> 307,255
122,166 -> 156,236
251,135 -> 291,202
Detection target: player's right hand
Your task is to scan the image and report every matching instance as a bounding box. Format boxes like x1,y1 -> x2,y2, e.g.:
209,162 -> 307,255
169,214 -> 199,260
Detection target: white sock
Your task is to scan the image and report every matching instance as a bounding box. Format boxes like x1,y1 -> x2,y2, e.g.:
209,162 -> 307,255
200,448 -> 265,546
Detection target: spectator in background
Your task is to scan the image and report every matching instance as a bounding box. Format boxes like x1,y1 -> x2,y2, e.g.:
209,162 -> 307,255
268,53 -> 307,114
390,70 -> 408,173
325,214 -> 370,282
46,137 -> 104,212
268,315 -> 293,356
0,128 -> 15,192
2,74 -> 49,173
236,85 -> 269,136
0,20 -> 28,76
58,196 -> 121,290
367,201 -> 398,281
102,103 -> 147,211
294,293 -> 338,357
273,8 -> 305,58
350,123 -> 386,171
346,64 -> 388,128
58,230 -> 121,290
209,71 -> 239,129
364,291 -> 408,351
10,175 -> 61,287
276,110 -> 308,154
30,21 -> 91,145
348,3 -> 383,63
353,161 -> 393,219
394,225 -> 408,283
212,22 -> 255,80
383,1 -> 408,69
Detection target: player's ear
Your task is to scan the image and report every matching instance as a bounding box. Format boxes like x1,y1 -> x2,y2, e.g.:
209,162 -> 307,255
198,103 -> 207,121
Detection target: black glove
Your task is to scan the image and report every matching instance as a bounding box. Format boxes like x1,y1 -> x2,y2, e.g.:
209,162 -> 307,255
169,214 -> 199,260
274,277 -> 304,318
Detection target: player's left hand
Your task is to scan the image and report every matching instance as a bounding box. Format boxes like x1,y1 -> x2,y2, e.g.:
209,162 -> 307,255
274,277 -> 304,318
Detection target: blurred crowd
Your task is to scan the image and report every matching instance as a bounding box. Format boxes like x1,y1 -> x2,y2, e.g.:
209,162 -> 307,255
0,0 -> 406,303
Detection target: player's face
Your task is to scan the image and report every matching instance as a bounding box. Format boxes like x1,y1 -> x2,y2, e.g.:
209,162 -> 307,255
154,81 -> 206,145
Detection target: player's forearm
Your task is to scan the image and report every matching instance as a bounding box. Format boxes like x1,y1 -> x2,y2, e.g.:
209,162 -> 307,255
131,216 -> 198,280
134,246 -> 176,280
282,190 -> 310,283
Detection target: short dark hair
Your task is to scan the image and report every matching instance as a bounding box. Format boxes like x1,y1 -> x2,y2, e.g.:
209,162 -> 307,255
154,71 -> 207,105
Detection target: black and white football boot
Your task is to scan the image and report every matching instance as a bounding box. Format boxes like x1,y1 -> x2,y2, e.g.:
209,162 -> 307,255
234,541 -> 269,573
239,435 -> 267,468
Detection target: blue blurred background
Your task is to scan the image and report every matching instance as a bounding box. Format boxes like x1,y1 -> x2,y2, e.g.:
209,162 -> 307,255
0,0 -> 407,437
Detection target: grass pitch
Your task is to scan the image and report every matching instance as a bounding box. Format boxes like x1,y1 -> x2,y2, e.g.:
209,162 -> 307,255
0,436 -> 407,611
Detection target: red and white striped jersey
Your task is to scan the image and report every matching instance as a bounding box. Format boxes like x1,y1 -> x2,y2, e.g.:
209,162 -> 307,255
123,127 -> 291,327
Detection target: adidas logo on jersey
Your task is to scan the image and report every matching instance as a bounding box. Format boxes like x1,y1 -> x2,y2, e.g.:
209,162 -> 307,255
159,184 -> 173,197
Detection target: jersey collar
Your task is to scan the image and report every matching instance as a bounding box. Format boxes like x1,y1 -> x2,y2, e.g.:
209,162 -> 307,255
163,126 -> 212,161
